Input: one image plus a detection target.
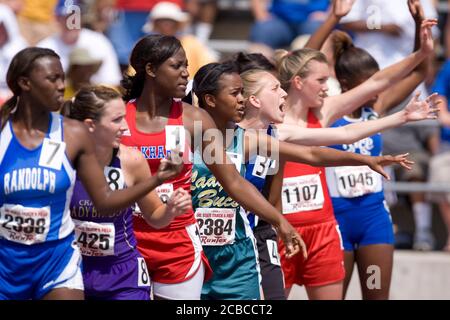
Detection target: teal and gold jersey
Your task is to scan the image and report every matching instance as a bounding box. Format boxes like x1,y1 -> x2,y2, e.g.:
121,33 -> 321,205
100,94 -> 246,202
191,126 -> 253,245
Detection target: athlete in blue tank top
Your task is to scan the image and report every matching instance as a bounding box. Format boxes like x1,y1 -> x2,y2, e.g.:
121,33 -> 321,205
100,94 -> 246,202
326,107 -> 394,251
0,112 -> 81,299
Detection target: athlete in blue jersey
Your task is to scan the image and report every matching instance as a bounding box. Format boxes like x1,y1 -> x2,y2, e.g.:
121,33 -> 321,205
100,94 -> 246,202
65,86 -> 191,300
0,48 -> 185,300
325,8 -> 441,299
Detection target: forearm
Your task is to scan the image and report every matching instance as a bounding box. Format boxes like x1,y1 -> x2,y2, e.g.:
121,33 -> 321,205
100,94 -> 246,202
371,50 -> 426,87
251,0 -> 268,20
142,205 -> 172,229
210,164 -> 284,227
279,112 -> 406,146
305,14 -> 339,50
283,145 -> 374,167
94,175 -> 163,216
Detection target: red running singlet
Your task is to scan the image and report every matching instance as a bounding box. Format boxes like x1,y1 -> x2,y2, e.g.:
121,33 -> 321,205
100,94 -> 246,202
121,99 -> 196,231
281,111 -> 335,226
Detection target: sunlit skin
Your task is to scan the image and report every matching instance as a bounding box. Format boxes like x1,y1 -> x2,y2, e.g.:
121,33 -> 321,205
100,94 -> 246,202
293,60 -> 330,110
246,72 -> 288,125
87,98 -> 129,149
205,73 -> 246,127
152,48 -> 189,99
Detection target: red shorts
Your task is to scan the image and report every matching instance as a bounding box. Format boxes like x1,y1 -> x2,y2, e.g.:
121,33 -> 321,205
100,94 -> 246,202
134,219 -> 212,284
278,220 -> 345,288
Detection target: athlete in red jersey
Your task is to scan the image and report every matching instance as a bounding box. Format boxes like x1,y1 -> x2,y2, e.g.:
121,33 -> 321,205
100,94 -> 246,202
120,34 -> 305,300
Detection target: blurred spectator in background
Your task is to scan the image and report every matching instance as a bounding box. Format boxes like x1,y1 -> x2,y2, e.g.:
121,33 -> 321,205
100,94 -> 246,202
106,0 -> 184,68
64,47 -> 102,99
82,0 -> 116,33
186,0 -> 217,44
340,0 -> 440,251
429,1 -> 450,250
0,2 -> 27,104
249,0 -> 330,49
38,0 -> 121,87
15,0 -> 58,45
142,1 -> 216,79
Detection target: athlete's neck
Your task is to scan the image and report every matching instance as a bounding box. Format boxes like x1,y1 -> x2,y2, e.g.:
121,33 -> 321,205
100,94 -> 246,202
238,104 -> 269,130
95,145 -> 114,168
136,83 -> 173,118
284,93 -> 309,126
13,98 -> 50,132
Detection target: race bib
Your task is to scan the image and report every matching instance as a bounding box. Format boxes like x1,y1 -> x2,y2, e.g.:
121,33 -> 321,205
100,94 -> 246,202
0,204 -> 50,245
334,166 -> 381,198
195,208 -> 236,246
282,174 -> 325,214
166,125 -> 186,151
137,257 -> 151,287
266,239 -> 281,266
252,155 -> 276,179
104,166 -> 125,191
38,138 -> 66,170
73,220 -> 115,256
156,183 -> 174,204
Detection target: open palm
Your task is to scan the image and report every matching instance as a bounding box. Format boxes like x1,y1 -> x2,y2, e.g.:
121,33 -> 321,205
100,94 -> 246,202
404,92 -> 441,122
333,0 -> 355,18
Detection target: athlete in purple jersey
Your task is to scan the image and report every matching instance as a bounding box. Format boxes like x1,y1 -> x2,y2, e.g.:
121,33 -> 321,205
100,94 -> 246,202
66,86 -> 191,300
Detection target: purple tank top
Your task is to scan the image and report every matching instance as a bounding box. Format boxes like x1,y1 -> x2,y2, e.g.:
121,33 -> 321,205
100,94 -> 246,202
70,151 -> 137,265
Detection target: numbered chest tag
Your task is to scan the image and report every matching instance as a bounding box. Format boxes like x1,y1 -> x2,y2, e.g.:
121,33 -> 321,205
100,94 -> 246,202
73,220 -> 115,256
266,239 -> 281,266
156,183 -> 174,204
334,166 -> 382,198
0,204 -> 50,245
38,138 -> 66,170
226,152 -> 242,172
252,155 -> 276,178
166,125 -> 186,152
282,174 -> 325,214
137,257 -> 151,287
195,208 -> 236,246
104,166 -> 125,191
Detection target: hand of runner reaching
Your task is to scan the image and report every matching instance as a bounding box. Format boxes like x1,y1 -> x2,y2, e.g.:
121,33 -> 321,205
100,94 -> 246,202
156,148 -> 184,183
367,153 -> 415,180
166,188 -> 192,218
277,218 -> 308,259
332,0 -> 355,19
403,92 -> 441,122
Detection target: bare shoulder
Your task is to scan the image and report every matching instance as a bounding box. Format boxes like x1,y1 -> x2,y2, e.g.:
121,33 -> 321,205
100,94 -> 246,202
182,102 -> 215,133
62,117 -> 91,157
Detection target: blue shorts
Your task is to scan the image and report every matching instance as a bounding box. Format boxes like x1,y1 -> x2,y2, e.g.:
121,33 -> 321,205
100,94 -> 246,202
202,237 -> 261,300
335,201 -> 394,251
0,233 -> 82,300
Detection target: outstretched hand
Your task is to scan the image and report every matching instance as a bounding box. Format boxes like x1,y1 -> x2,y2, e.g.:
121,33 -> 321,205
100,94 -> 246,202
404,91 -> 441,122
332,0 -> 355,19
368,153 -> 415,180
419,19 -> 438,55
